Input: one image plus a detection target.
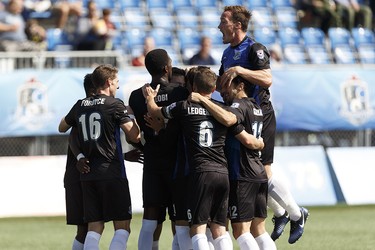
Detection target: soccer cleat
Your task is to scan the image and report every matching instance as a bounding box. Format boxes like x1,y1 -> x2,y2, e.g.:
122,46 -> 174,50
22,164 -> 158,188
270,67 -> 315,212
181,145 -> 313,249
270,211 -> 290,241
288,207 -> 309,244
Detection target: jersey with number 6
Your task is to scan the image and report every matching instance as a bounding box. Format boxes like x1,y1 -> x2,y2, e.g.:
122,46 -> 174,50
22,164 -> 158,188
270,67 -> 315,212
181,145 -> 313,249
161,99 -> 230,174
64,94 -> 132,181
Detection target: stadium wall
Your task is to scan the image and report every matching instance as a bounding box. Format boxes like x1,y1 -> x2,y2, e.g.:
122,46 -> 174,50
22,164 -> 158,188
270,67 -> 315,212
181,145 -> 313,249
1,146 -> 375,218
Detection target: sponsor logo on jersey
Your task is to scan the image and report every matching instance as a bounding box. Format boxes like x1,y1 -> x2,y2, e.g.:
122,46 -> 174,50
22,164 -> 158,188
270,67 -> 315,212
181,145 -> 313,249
233,50 -> 241,60
339,75 -> 373,125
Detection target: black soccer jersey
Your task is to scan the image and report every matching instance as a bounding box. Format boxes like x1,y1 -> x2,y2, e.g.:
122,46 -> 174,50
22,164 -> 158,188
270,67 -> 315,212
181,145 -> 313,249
64,94 -> 131,181
162,99 -> 229,174
225,97 -> 267,182
63,128 -> 80,187
219,36 -> 273,114
129,81 -> 189,172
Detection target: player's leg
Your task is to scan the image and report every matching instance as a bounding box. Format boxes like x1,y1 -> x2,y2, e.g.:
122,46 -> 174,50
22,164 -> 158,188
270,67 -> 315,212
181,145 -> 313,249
251,218 -> 276,250
110,220 -> 131,250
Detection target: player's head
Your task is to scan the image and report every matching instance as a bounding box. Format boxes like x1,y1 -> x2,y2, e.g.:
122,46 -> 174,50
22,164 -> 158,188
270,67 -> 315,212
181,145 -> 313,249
171,67 -> 187,87
83,73 -> 95,97
221,76 -> 252,104
92,64 -> 119,96
145,49 -> 172,80
219,6 -> 251,44
193,67 -> 217,95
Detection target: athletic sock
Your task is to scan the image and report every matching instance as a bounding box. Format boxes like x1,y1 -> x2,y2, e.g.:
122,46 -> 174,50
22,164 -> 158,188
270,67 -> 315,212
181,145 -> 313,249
268,195 -> 286,217
72,238 -> 84,250
83,231 -> 101,250
268,175 -> 301,221
205,228 -> 215,250
192,233 -> 210,250
138,219 -> 158,250
237,232 -> 259,250
255,232 -> 277,250
172,234 -> 180,250
109,229 -> 129,250
175,225 -> 192,250
213,234 -> 233,250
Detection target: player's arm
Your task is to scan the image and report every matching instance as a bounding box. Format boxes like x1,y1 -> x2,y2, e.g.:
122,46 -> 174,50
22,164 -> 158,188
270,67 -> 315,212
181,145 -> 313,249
58,117 -> 71,133
121,118 -> 141,144
235,130 -> 264,150
190,92 -> 237,127
69,129 -> 90,173
221,67 -> 272,89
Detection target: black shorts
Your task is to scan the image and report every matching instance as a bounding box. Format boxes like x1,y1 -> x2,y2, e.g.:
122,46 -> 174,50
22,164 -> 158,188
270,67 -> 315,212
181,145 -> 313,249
82,178 -> 132,223
187,172 -> 229,227
228,180 -> 268,223
142,170 -> 173,209
65,181 -> 86,225
261,110 -> 276,165
171,176 -> 189,221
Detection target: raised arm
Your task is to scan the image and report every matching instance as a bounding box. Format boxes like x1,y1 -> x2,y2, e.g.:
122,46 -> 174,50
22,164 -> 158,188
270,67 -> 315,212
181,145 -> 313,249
143,84 -> 165,120
220,67 -> 272,89
190,92 -> 237,127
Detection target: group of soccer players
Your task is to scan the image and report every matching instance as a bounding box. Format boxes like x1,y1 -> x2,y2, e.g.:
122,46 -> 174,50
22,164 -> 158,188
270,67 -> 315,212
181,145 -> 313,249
59,5 -> 309,250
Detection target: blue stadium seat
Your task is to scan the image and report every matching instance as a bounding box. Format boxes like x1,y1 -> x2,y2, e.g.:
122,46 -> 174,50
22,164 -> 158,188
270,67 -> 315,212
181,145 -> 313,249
253,27 -> 277,47
333,46 -> 357,64
247,0 -> 268,8
46,28 -> 71,51
199,8 -> 221,28
172,0 -> 193,10
124,28 -> 147,51
301,27 -> 325,46
275,7 -> 298,29
270,0 -> 293,10
149,9 -> 176,29
351,28 -> 375,49
119,0 -> 142,10
123,9 -> 150,28
251,8 -> 274,29
94,0 -> 116,10
149,28 -> 175,47
176,9 -> 199,28
357,44 -> 375,64
283,44 -> 308,64
306,45 -> 332,64
146,0 -> 169,10
166,48 -> 184,65
195,0 -> 218,9
278,27 -> 302,47
328,27 -> 352,49
222,0 -> 244,5
178,28 -> 201,62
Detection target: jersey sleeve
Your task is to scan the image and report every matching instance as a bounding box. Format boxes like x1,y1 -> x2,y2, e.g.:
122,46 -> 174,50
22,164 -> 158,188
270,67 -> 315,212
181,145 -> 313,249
247,43 -> 271,70
115,98 -> 132,125
64,100 -> 81,127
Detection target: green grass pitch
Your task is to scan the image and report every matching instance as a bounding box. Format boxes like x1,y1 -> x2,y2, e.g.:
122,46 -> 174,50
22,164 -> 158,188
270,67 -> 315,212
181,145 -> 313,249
0,204 -> 374,249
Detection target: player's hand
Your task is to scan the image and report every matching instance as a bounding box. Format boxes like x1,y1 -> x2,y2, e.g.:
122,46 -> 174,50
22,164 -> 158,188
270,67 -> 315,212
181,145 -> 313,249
124,149 -> 144,164
220,66 -> 241,88
144,113 -> 164,133
189,92 -> 203,103
142,84 -> 160,99
76,158 -> 90,174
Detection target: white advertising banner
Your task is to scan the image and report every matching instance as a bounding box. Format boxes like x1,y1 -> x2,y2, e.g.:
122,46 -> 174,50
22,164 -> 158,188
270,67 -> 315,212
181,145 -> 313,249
326,147 -> 375,205
272,146 -> 337,206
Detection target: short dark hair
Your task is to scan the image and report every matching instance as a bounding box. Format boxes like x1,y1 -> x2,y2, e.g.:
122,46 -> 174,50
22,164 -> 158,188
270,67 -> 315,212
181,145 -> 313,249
91,64 -> 118,90
193,67 -> 217,94
145,49 -> 170,76
232,76 -> 254,97
83,73 -> 94,97
224,6 -> 252,32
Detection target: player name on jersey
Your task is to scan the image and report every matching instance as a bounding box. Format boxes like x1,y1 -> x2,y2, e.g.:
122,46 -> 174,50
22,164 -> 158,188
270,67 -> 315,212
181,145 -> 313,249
187,107 -> 210,116
81,98 -> 106,106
